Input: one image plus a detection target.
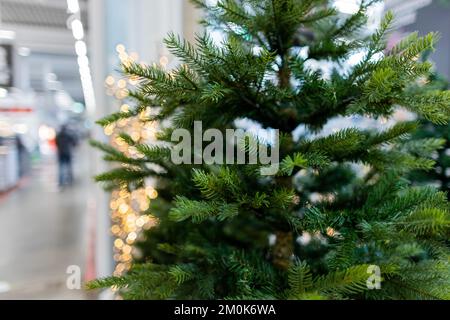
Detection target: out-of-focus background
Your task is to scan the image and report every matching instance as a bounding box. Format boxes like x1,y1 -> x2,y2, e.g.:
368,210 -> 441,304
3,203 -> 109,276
0,0 -> 449,300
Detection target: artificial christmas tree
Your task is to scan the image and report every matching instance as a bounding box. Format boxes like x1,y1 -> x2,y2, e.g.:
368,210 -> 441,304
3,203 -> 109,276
90,0 -> 450,299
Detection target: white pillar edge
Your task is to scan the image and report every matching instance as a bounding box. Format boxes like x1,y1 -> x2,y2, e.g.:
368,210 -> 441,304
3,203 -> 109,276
88,0 -> 114,283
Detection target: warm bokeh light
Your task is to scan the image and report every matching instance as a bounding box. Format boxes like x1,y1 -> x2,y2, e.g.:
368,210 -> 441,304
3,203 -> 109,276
105,47 -> 160,276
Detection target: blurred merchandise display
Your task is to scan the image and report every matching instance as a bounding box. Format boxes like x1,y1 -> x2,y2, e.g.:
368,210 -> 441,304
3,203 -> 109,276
0,43 -> 14,87
0,135 -> 19,192
0,37 -> 17,192
0,39 -> 30,192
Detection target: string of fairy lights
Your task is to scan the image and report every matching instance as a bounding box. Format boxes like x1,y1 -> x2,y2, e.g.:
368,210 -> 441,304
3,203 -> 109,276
104,45 -> 161,276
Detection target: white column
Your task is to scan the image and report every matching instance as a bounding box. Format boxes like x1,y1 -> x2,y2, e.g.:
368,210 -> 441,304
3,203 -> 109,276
129,0 -> 183,64
88,0 -> 114,281
183,0 -> 203,44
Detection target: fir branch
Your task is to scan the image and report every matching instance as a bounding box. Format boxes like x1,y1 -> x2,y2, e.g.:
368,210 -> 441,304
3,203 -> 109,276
287,259 -> 313,297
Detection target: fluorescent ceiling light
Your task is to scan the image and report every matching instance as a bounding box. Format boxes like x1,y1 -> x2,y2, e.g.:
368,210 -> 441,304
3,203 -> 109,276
71,19 -> 84,40
67,0 -> 80,14
75,41 -> 87,56
67,1 -> 96,114
0,30 -> 16,40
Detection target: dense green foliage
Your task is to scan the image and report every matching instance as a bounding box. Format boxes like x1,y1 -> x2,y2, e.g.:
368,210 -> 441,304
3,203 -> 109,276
408,70 -> 450,197
90,0 -> 450,299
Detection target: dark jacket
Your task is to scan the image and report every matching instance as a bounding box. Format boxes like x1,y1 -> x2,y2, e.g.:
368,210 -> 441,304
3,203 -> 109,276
56,128 -> 76,160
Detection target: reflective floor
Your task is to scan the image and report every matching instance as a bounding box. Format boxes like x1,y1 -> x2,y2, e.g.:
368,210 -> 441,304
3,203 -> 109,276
0,144 -> 92,299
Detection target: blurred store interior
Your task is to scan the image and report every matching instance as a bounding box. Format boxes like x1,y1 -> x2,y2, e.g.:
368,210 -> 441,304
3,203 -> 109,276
0,0 -> 449,299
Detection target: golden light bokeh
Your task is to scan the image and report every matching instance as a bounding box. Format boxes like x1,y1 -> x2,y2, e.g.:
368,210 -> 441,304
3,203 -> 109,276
104,45 -> 160,276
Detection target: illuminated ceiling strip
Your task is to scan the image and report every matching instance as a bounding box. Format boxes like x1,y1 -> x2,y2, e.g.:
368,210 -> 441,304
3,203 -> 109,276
0,30 -> 16,40
66,0 -> 96,115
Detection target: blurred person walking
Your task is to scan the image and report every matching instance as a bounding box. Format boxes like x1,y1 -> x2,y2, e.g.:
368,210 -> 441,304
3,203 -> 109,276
55,125 -> 77,187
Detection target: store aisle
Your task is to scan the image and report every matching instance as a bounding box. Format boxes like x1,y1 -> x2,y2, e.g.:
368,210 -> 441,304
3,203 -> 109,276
0,143 -> 93,299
